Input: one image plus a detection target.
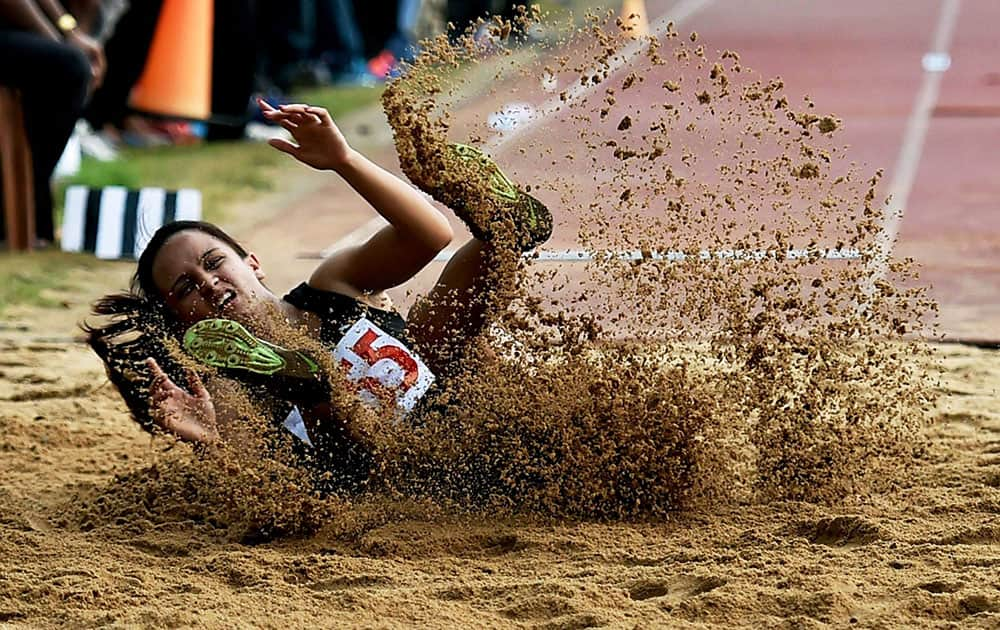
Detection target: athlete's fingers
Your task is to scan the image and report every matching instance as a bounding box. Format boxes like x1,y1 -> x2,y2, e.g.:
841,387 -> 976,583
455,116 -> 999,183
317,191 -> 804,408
294,111 -> 320,125
259,109 -> 298,126
284,110 -> 321,126
150,378 -> 167,396
305,106 -> 333,126
268,138 -> 301,157
147,357 -> 177,382
186,370 -> 210,401
152,376 -> 176,396
149,373 -> 166,393
150,373 -> 168,390
149,396 -> 168,422
257,97 -> 277,113
146,357 -> 162,375
147,359 -> 169,391
280,104 -> 323,124
262,109 -> 321,128
260,109 -> 296,122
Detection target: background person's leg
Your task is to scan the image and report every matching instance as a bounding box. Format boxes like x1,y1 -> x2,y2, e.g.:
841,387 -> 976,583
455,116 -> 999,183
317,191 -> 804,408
385,0 -> 422,62
315,0 -> 371,82
256,0 -> 316,91
83,0 -> 163,131
206,0 -> 258,139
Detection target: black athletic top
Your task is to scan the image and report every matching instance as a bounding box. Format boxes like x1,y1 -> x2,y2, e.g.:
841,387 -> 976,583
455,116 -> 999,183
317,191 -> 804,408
276,282 -> 427,493
283,282 -> 410,346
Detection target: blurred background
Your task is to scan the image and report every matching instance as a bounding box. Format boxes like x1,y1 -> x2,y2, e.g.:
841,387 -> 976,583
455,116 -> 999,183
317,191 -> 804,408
0,0 -> 590,310
1,0 -> 997,343
0,0 -> 572,245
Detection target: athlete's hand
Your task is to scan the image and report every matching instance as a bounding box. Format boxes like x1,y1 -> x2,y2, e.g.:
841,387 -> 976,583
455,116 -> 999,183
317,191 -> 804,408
259,99 -> 353,171
146,358 -> 219,444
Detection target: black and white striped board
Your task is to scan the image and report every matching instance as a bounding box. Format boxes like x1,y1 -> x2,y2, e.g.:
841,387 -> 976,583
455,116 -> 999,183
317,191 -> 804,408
61,186 -> 201,260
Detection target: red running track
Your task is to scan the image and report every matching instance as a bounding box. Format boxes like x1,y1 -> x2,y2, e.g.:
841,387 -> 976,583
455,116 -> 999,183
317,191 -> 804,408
678,0 -> 1000,339
322,0 -> 997,340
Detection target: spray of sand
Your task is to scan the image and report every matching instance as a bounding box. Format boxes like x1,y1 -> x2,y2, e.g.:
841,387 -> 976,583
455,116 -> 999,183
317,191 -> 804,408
76,9 -> 938,535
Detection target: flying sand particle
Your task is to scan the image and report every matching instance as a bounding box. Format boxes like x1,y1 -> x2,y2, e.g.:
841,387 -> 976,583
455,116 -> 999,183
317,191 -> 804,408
86,10 -> 937,528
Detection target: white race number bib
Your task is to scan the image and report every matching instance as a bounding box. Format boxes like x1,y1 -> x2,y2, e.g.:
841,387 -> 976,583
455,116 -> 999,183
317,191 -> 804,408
333,317 -> 435,418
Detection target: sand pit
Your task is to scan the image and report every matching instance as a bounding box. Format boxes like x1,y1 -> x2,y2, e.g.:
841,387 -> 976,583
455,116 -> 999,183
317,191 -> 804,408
1,313 -> 998,626
3,8 -> 998,629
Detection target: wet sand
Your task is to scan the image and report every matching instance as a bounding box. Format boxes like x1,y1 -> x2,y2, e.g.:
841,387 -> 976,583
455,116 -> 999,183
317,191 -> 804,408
1,303 -> 997,628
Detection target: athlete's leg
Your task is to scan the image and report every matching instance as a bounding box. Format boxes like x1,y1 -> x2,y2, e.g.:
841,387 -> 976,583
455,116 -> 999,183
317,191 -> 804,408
406,237 -> 517,374
403,144 -> 551,374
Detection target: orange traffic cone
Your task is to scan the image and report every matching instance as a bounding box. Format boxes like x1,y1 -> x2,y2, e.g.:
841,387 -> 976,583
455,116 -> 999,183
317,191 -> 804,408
129,0 -> 214,120
620,0 -> 650,39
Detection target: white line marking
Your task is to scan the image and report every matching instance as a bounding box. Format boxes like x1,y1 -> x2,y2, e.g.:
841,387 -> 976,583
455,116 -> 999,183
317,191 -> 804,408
872,0 -> 961,280
429,247 -> 861,263
318,216 -> 388,258
319,0 -> 714,259
483,0 -> 713,152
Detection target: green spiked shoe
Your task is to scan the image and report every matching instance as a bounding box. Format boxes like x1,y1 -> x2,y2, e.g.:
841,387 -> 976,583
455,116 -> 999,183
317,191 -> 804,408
183,319 -> 320,382
432,143 -> 553,251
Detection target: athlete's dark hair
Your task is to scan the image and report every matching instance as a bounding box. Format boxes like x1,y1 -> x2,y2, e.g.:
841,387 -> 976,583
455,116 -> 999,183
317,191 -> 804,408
83,221 -> 249,432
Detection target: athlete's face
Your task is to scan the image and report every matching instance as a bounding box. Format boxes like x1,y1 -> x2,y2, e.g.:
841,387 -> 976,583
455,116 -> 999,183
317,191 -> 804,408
151,230 -> 268,326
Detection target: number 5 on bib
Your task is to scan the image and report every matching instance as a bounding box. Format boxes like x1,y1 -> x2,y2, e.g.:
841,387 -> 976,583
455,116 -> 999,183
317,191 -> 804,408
334,318 -> 435,417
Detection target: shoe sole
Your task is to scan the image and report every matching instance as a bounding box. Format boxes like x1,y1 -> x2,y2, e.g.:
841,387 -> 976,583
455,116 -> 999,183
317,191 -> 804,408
446,143 -> 554,251
183,319 -> 319,380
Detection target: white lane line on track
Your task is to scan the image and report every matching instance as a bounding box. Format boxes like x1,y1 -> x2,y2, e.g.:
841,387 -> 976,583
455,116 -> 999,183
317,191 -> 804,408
483,0 -> 713,152
871,0 -> 962,280
318,0 -> 714,260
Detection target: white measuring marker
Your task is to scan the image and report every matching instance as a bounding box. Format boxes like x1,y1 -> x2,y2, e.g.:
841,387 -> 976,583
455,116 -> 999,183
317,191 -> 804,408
428,247 -> 862,263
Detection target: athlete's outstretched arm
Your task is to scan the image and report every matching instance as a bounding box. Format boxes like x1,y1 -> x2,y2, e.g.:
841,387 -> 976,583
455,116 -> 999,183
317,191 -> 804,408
260,100 -> 453,297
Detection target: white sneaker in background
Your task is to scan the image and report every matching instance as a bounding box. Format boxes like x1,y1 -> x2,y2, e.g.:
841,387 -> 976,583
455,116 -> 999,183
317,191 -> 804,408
54,127 -> 82,177
76,120 -> 119,162
244,121 -> 292,142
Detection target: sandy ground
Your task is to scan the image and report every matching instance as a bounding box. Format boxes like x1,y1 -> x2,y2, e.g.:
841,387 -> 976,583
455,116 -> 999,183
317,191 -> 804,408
3,8 -> 999,623
1,280 -> 998,628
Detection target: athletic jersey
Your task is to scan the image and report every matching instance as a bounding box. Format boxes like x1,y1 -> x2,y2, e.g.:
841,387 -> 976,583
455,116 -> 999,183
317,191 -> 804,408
276,282 -> 437,492
283,282 -> 436,418
284,282 -> 409,347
